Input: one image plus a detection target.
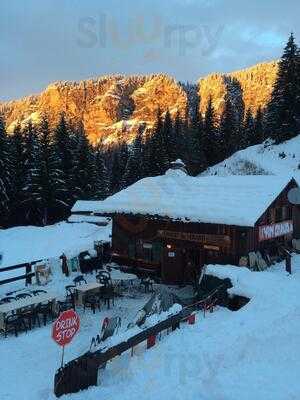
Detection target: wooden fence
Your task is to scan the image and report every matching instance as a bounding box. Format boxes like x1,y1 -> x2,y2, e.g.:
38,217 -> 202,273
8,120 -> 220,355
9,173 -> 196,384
0,259 -> 42,287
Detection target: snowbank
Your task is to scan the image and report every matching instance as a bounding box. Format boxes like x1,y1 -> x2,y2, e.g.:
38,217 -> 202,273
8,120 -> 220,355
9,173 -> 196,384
0,221 -> 111,269
203,136 -> 300,180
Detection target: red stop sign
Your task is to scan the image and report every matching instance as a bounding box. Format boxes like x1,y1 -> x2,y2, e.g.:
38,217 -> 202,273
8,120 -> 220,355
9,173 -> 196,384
52,309 -> 80,347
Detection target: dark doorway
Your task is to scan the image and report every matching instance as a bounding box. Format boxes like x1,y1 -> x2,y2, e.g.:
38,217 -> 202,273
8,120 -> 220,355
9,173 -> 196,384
182,248 -> 205,284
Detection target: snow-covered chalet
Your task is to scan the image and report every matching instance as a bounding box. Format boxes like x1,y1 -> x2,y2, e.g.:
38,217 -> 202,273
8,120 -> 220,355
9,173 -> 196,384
72,167 -> 298,284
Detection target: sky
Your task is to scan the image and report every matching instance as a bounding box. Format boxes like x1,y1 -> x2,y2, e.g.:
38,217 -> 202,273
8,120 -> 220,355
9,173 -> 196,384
1,0 -> 300,101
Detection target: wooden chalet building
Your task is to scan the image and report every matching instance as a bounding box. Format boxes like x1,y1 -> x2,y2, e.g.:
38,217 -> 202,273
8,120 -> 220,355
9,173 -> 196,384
73,167 -> 298,284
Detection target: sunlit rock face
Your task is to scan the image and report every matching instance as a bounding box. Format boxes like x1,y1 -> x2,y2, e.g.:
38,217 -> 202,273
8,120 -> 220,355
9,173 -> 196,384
199,60 -> 278,117
1,61 -> 278,145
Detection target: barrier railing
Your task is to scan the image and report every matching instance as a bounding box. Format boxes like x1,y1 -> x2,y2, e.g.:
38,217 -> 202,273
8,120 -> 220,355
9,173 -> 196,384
54,285 -> 225,397
0,259 -> 42,287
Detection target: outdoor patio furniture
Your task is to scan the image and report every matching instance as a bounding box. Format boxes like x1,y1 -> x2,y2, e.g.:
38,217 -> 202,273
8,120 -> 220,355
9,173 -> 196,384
31,290 -> 47,296
0,292 -> 57,332
15,293 -> 32,300
2,314 -> 27,337
73,275 -> 87,286
74,282 -> 103,306
65,285 -> 76,309
65,285 -> 76,296
57,299 -> 74,314
83,294 -> 100,314
18,305 -> 41,330
37,302 -> 54,326
0,297 -> 16,303
96,272 -> 112,287
140,277 -> 154,293
99,286 -> 115,310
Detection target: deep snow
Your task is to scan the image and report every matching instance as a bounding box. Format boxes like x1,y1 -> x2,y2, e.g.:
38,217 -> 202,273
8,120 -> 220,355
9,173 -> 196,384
0,221 -> 111,290
203,136 -> 300,180
0,254 -> 300,400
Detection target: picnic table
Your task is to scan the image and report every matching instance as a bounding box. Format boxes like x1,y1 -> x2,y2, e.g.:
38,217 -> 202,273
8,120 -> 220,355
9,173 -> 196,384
0,292 -> 57,330
109,269 -> 137,284
75,282 -> 103,306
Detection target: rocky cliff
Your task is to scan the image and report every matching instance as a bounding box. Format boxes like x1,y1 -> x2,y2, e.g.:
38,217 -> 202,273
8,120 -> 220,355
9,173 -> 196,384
1,61 -> 278,144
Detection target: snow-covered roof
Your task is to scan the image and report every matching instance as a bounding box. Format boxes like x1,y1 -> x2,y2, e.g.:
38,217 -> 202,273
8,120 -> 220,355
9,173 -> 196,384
81,171 -> 296,227
71,200 -> 104,213
68,215 -> 110,225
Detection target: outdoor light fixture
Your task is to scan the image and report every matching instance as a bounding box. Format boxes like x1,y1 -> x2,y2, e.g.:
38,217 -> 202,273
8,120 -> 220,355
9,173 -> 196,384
167,244 -> 172,249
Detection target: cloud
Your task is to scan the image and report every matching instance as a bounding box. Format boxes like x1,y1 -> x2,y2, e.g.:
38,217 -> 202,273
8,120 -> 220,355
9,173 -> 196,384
1,0 -> 300,100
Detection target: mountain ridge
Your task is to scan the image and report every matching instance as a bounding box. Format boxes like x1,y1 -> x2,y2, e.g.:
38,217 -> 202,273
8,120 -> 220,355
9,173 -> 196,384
1,60 -> 278,144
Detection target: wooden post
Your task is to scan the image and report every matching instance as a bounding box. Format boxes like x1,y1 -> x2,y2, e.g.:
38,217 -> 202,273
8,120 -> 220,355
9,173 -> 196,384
25,263 -> 32,285
286,254 -> 292,274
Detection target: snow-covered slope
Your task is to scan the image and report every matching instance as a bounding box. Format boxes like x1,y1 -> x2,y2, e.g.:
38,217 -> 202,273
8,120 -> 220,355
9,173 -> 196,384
203,136 -> 300,180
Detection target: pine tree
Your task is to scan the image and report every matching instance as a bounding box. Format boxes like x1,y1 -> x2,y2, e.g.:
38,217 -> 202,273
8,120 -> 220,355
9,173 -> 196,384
9,124 -> 26,225
254,106 -> 265,144
72,122 -> 94,201
111,142 -> 129,193
94,145 -> 110,200
38,115 -> 68,224
0,115 -> 11,226
173,110 -> 184,160
186,101 -> 207,175
163,110 -> 178,162
122,126 -> 143,187
52,114 -> 74,212
265,33 -> 300,142
242,108 -> 255,148
202,96 -> 218,166
140,132 -> 153,178
219,95 -> 237,159
21,121 -> 43,224
148,109 -> 169,176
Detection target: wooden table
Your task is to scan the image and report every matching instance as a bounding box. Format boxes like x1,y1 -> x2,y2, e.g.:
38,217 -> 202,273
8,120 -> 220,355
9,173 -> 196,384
110,269 -> 137,284
0,292 -> 57,331
75,282 -> 103,306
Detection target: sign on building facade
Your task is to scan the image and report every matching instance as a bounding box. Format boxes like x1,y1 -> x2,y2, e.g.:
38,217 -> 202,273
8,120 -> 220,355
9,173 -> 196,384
258,220 -> 293,242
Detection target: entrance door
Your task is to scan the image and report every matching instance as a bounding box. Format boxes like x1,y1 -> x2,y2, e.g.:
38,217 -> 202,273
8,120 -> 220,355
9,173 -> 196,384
182,248 -> 205,284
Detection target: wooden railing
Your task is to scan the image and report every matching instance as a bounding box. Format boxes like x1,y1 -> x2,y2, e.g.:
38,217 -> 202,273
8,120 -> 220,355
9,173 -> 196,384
0,260 -> 42,287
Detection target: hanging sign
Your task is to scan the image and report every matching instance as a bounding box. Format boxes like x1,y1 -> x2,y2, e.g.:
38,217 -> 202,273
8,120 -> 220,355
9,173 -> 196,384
158,230 -> 231,247
258,220 -> 293,242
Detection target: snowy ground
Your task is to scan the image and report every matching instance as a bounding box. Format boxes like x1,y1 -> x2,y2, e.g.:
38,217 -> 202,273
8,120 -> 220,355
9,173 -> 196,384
1,253 -> 300,399
0,221 -> 111,287
203,136 -> 300,180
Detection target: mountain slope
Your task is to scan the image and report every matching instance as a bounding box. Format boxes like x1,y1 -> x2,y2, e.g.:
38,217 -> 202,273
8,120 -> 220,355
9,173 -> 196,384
198,60 -> 278,116
1,61 -> 278,144
202,136 -> 300,180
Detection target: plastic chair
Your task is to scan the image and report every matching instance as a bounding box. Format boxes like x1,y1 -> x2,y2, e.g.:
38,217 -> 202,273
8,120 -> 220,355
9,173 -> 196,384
37,302 -> 54,326
1,297 -> 16,303
83,294 -> 100,314
99,286 -> 115,309
73,275 -> 87,286
15,293 -> 32,300
31,290 -> 47,296
65,285 -> 76,309
3,314 -> 27,337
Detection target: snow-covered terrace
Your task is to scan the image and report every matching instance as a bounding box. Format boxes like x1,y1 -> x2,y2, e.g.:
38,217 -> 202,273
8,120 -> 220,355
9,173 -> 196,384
1,255 -> 300,399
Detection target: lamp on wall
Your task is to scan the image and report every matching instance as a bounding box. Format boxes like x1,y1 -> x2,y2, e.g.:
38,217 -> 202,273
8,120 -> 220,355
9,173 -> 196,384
167,244 -> 172,249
